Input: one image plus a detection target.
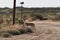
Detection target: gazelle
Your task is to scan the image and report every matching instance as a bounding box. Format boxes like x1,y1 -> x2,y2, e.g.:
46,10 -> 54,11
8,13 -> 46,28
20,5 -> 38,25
25,23 -> 35,27
24,22 -> 36,32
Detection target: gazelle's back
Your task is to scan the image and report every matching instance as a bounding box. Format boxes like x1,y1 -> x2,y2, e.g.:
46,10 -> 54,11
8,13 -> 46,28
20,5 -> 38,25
25,23 -> 35,27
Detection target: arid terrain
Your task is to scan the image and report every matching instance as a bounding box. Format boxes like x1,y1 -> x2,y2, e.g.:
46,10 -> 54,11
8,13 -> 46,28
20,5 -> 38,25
0,20 -> 60,40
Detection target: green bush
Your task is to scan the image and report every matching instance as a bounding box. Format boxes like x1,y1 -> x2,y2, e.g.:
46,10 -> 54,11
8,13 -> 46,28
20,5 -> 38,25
0,27 -> 34,37
0,27 -> 1,29
44,17 -> 48,20
18,19 -> 24,24
6,19 -> 10,24
0,31 -> 6,36
23,15 -> 27,20
0,30 -> 21,36
15,16 -> 19,23
30,14 -> 45,20
19,29 -> 26,34
0,19 -> 3,24
19,27 -> 34,34
1,32 -> 11,37
54,15 -> 60,20
49,15 -> 60,21
7,30 -> 21,35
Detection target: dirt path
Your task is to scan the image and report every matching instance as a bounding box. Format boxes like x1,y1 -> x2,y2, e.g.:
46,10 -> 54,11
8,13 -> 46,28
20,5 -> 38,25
0,20 -> 60,40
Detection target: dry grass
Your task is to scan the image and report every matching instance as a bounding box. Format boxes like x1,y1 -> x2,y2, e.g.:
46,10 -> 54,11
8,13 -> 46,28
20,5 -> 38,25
1,23 -> 60,40
0,24 -> 23,31
0,21 -> 60,40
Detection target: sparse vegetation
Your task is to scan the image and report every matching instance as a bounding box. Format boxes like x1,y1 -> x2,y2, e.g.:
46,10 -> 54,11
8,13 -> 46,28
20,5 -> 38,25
0,7 -> 60,39
18,19 -> 24,24
30,14 -> 46,20
0,25 -> 34,37
1,32 -> 11,37
7,30 -> 21,35
0,19 -> 3,24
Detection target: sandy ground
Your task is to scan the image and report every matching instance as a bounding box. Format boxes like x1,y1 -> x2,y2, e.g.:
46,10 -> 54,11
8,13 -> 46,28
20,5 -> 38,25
0,20 -> 60,40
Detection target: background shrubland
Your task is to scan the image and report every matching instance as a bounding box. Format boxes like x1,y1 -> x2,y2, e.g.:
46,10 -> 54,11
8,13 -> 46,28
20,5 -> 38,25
0,7 -> 60,37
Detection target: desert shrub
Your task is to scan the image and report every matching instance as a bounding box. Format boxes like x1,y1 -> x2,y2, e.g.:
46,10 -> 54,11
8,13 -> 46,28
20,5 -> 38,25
0,30 -> 21,36
1,32 -> 11,37
6,19 -> 10,24
0,15 -> 3,24
23,15 -> 27,20
35,15 -> 45,20
19,29 -> 26,34
18,19 -> 24,24
54,15 -> 60,20
0,27 -> 1,29
30,14 -> 45,20
50,14 -> 60,21
44,17 -> 48,20
7,30 -> 21,35
0,31 -> 4,35
0,27 -> 34,37
19,27 -> 34,34
6,14 -> 10,18
6,18 -> 12,25
0,25 -> 2,29
15,16 -> 19,23
15,16 -> 18,20
0,19 -> 3,24
32,17 -> 36,21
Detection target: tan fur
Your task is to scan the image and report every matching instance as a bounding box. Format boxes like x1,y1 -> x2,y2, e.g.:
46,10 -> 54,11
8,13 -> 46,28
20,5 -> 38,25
25,23 -> 36,32
25,23 -> 35,27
